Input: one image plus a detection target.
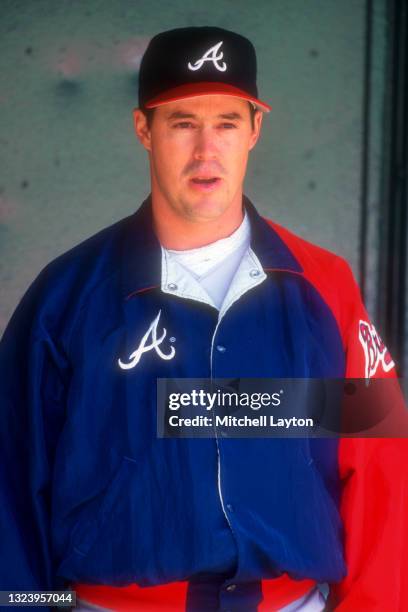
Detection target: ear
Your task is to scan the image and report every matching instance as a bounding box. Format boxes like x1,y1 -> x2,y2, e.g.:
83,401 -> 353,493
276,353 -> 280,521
132,108 -> 152,151
248,110 -> 263,151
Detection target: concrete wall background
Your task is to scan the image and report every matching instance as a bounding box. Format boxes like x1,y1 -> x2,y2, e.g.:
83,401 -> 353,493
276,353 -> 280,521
1,0 -> 372,334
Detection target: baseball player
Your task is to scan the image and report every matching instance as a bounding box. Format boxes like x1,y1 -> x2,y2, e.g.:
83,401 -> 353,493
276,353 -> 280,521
1,26 -> 408,612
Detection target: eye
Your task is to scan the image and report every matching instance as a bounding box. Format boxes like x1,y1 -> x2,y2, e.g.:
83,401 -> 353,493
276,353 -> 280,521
219,122 -> 237,129
173,121 -> 195,129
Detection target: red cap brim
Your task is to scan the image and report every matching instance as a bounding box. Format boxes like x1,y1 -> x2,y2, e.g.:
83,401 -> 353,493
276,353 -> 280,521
144,82 -> 271,113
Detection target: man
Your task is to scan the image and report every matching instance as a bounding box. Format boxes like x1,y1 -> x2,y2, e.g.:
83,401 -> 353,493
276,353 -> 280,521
1,26 -> 407,612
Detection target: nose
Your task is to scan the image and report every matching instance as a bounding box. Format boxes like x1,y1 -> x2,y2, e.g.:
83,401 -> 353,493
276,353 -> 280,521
193,126 -> 218,161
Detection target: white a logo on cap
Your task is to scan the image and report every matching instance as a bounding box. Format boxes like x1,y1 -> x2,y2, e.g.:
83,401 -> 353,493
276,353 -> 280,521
188,41 -> 227,72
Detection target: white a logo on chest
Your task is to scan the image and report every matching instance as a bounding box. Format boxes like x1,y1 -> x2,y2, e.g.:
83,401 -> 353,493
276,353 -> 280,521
188,41 -> 227,72
118,309 -> 176,370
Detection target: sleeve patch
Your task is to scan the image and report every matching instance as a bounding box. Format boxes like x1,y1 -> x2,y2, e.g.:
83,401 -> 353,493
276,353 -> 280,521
358,320 -> 395,378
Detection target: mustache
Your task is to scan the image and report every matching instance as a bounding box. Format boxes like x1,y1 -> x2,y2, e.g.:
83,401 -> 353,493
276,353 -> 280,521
182,160 -> 226,177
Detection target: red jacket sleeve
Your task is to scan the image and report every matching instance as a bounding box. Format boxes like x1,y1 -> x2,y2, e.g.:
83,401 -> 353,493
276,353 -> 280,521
327,259 -> 408,611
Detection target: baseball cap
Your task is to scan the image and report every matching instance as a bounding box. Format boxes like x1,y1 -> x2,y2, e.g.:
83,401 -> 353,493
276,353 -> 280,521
138,26 -> 271,113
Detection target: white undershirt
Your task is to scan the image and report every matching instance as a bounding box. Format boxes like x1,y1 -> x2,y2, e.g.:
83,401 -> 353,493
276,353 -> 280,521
163,211 -> 251,309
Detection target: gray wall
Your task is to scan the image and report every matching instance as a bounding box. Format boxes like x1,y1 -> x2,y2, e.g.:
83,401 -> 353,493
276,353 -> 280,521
1,0 -> 375,335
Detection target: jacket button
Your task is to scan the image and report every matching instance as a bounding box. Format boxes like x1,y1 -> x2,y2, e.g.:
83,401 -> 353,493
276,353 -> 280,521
167,283 -> 178,291
226,503 -> 234,513
216,345 -> 226,353
250,269 -> 260,277
225,584 -> 236,592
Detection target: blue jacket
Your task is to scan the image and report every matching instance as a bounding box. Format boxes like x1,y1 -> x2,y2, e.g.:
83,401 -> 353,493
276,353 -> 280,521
0,196 -> 403,611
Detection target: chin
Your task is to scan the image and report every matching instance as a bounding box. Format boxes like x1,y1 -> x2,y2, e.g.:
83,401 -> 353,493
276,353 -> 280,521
181,192 -> 230,221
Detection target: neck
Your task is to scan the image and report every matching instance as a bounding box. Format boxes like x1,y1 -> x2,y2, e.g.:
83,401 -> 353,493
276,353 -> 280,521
151,192 -> 245,250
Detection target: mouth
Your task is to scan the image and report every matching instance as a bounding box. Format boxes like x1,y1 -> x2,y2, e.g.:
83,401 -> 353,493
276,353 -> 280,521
189,176 -> 222,191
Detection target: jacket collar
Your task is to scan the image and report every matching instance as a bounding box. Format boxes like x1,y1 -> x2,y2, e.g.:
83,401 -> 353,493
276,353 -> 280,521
121,196 -> 162,299
243,196 -> 303,273
121,194 -> 302,300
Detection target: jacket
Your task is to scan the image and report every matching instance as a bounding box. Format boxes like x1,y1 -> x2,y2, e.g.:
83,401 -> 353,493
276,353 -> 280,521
1,195 -> 407,611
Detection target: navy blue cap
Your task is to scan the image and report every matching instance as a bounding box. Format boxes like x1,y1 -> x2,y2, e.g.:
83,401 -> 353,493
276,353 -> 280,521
138,27 -> 271,112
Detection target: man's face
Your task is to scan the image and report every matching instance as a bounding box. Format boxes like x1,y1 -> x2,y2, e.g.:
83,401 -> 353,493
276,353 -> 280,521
133,95 -> 263,223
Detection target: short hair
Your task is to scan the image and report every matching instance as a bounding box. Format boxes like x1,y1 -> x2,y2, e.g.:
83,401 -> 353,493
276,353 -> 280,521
141,101 -> 258,130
